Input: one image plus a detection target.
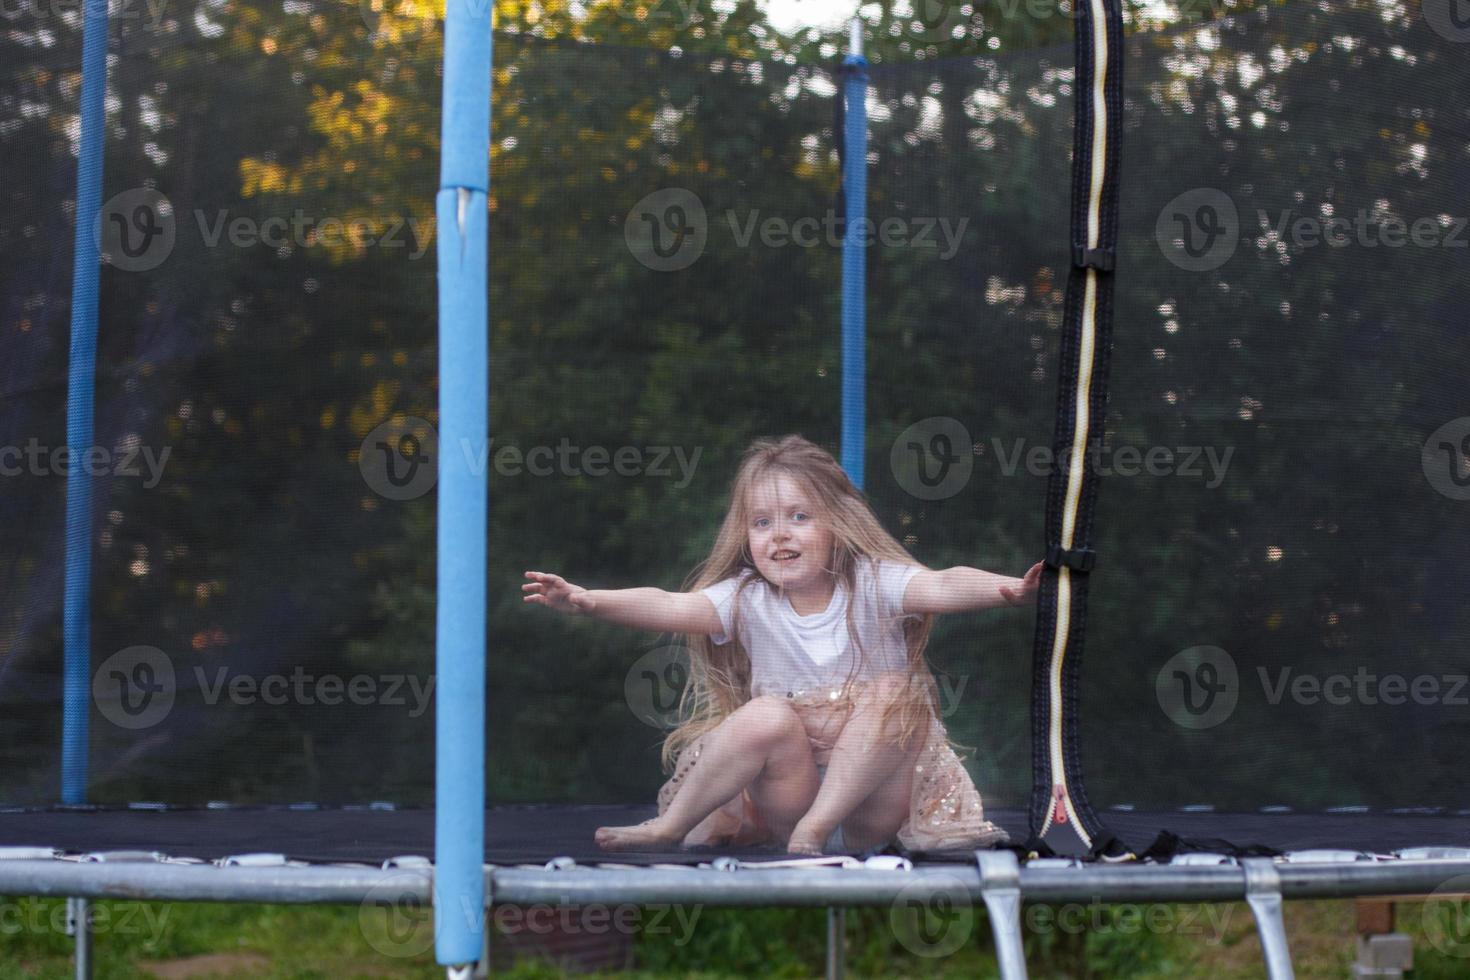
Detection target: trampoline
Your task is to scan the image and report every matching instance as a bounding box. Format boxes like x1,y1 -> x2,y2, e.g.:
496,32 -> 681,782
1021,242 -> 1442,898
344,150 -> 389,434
4,0 -> 1470,976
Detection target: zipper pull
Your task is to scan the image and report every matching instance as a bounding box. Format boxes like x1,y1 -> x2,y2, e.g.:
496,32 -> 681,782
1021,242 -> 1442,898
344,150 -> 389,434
1051,784 -> 1069,825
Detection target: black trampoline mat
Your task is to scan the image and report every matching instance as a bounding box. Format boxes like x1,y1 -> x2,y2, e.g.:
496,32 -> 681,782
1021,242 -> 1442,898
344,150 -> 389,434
1,806 -> 1468,866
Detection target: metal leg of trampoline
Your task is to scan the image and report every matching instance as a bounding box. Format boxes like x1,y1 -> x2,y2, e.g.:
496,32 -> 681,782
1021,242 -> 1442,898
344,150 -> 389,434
1243,858 -> 1295,980
474,882 -> 491,978
826,907 -> 845,980
976,851 -> 1028,980
66,897 -> 92,980
473,911 -> 489,978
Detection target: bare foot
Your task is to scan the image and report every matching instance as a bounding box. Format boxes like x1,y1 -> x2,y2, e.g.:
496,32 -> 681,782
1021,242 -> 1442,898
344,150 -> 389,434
595,819 -> 682,851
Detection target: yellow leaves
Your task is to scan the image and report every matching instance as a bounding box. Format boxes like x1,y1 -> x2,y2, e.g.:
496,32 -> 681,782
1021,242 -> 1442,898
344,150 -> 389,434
239,158 -> 294,196
1414,120 -> 1430,138
321,406 -> 338,429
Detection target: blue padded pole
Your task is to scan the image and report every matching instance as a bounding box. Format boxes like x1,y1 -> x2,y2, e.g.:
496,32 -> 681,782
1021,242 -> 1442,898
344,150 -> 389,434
62,0 -> 109,806
840,21 -> 868,489
435,0 -> 491,967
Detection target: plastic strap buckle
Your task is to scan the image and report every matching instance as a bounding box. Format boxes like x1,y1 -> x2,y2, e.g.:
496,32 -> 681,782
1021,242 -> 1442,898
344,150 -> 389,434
1072,245 -> 1115,272
1045,544 -> 1096,573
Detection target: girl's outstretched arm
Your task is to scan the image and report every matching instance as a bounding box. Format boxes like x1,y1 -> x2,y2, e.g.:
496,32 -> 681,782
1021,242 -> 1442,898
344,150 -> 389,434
522,570 -> 724,634
902,561 -> 1043,615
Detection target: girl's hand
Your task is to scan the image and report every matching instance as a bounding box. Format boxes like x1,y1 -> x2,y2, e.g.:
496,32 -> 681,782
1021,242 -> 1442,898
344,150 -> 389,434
1000,561 -> 1044,607
522,570 -> 596,615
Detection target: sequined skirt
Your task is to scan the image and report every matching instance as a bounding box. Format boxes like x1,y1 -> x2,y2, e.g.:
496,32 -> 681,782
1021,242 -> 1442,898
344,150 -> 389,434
656,691 -> 1009,852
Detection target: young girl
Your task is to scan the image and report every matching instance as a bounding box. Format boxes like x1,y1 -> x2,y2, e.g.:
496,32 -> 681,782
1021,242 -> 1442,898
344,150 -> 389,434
523,435 -> 1039,854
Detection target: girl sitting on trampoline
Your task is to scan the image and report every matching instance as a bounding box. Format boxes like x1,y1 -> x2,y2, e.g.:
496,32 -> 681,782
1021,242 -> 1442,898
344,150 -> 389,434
523,434 -> 1039,854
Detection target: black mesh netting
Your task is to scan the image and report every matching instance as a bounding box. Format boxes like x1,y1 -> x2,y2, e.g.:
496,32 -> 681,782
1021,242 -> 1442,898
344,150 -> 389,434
1,0 -> 1467,858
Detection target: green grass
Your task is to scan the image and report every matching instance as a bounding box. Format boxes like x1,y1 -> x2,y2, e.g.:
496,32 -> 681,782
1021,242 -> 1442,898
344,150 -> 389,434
3,895 -> 1470,978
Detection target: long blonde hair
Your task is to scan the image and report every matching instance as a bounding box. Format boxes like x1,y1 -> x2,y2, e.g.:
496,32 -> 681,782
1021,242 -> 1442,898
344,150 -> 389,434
661,434 -> 941,771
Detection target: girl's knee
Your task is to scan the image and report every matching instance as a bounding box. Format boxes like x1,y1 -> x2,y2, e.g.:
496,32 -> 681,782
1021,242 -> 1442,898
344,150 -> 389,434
730,695 -> 804,748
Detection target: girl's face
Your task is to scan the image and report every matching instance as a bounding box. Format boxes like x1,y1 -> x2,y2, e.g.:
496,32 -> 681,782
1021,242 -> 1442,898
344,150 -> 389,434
745,472 -> 835,593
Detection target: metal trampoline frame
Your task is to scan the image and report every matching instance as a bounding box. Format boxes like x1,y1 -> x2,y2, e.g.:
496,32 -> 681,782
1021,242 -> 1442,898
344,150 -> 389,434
8,848 -> 1470,979
25,0 -> 1469,977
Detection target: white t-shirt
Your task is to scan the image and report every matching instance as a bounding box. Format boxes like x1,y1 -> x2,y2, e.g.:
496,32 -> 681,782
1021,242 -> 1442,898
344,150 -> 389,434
698,557 -> 925,698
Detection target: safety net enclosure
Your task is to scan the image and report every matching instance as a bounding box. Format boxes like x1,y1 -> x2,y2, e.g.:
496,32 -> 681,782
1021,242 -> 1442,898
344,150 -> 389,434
3,0 -> 1470,975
